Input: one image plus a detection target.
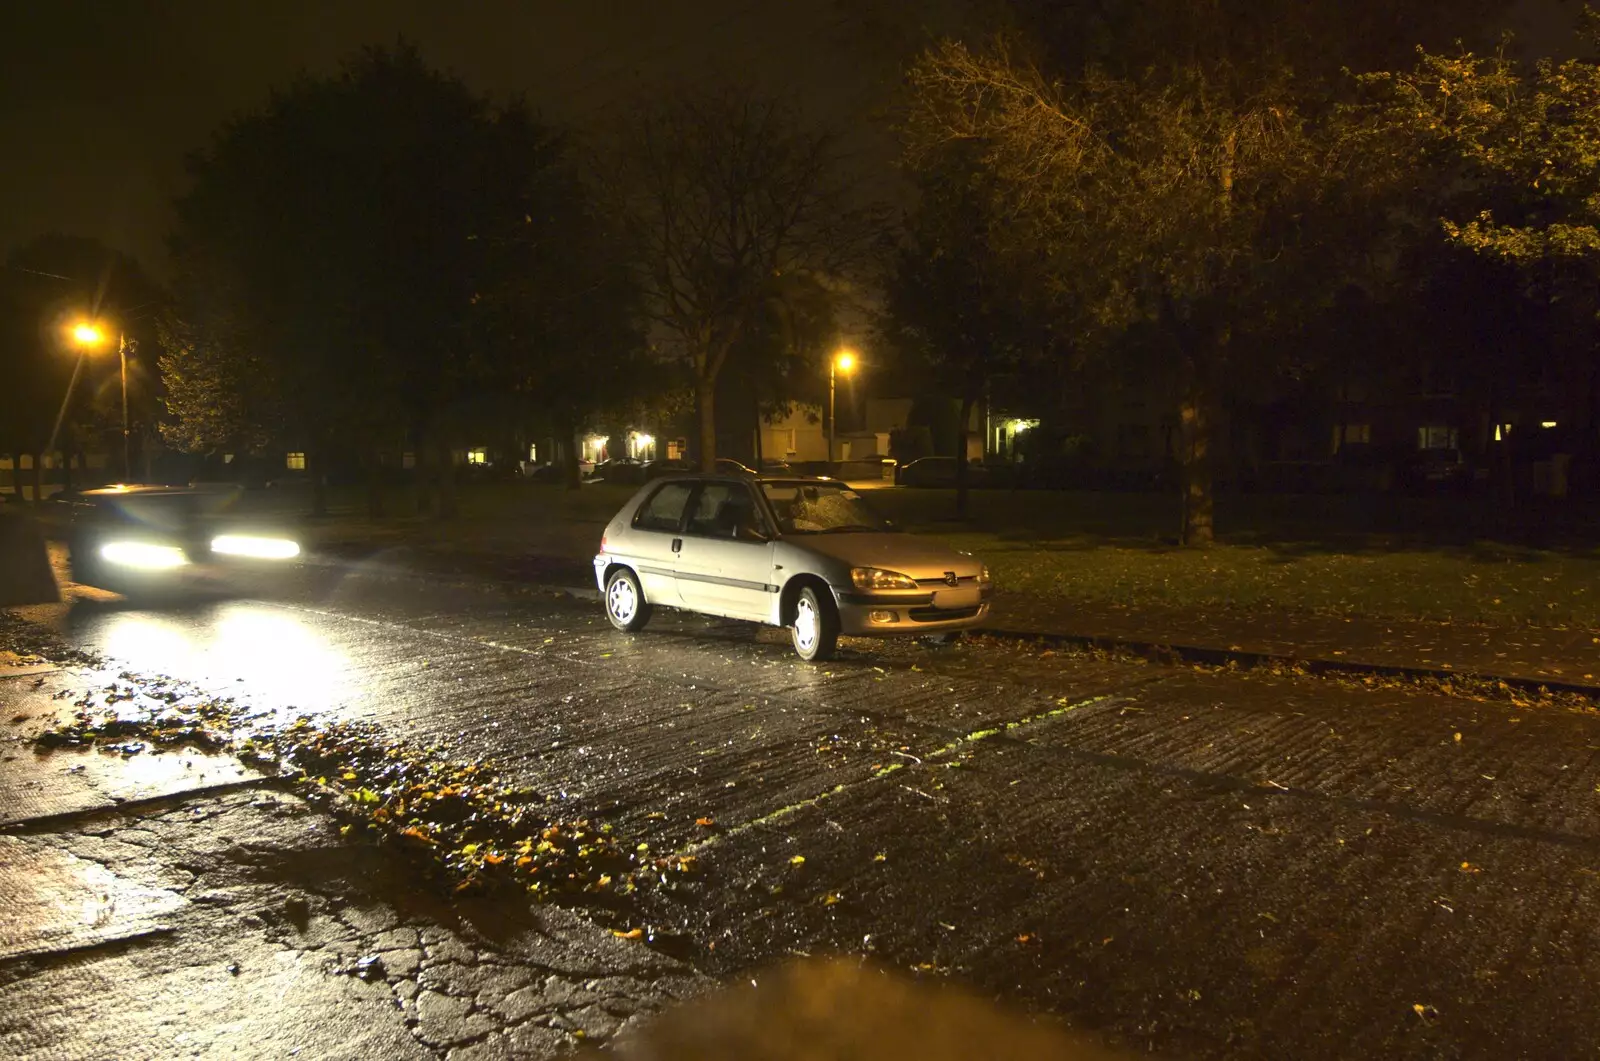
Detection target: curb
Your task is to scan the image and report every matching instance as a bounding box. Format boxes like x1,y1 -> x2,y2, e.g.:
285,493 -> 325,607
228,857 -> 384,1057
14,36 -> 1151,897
975,624 -> 1600,701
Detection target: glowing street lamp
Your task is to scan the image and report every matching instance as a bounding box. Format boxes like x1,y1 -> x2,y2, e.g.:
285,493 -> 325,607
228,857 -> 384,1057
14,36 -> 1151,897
829,348 -> 857,468
70,320 -> 132,480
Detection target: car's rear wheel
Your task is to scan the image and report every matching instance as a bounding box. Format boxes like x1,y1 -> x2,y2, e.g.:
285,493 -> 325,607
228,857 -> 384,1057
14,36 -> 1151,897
604,568 -> 652,632
791,585 -> 839,662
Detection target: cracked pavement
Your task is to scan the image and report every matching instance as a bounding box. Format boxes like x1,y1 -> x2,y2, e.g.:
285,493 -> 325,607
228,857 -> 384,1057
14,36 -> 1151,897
0,711 -> 707,1059
6,558 -> 1600,1058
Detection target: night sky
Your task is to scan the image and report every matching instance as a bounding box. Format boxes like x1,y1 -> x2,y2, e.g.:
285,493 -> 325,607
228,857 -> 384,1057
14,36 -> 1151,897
0,0 -> 1579,276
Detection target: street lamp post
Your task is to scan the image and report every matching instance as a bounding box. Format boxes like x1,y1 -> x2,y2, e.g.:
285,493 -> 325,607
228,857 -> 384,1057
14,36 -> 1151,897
829,348 -> 856,471
69,322 -> 132,481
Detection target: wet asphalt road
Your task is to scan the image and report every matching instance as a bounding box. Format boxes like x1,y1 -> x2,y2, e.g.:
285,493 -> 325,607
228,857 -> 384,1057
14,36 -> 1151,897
20,558 -> 1600,1059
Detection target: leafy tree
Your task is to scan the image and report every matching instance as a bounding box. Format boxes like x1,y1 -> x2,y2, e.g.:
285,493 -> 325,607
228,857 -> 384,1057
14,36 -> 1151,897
905,38 -> 1352,542
472,160 -> 656,489
607,88 -> 870,469
1355,14 -> 1600,494
166,45 -> 562,515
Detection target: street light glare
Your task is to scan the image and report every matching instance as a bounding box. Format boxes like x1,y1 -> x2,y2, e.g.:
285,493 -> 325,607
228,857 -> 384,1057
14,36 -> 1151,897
835,349 -> 857,373
72,322 -> 105,346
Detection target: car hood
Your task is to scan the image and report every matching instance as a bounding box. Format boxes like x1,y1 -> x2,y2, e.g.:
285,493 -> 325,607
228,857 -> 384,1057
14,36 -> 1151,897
785,533 -> 982,580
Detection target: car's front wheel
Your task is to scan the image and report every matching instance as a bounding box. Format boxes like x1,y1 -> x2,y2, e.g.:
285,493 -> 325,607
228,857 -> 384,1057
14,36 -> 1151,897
791,585 -> 840,662
604,568 -> 652,632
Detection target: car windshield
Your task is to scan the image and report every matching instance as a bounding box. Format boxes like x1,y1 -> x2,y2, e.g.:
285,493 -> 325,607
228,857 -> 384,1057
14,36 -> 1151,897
761,482 -> 893,535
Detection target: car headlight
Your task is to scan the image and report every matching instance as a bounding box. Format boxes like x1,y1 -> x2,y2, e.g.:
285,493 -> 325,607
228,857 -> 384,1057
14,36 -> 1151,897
100,541 -> 188,570
851,567 -> 919,591
210,534 -> 300,560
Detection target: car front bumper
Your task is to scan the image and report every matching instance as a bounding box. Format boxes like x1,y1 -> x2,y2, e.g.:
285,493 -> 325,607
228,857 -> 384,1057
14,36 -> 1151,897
832,585 -> 992,636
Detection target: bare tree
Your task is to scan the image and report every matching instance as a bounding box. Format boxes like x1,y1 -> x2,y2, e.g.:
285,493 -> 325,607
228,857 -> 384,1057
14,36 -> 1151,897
609,88 -> 868,468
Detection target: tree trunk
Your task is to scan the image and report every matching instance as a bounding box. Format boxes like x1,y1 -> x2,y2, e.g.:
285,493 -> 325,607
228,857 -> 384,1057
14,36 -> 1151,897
563,424 -> 582,490
310,446 -> 328,518
753,401 -> 764,469
697,378 -> 717,471
365,448 -> 386,520
30,453 -> 43,504
955,393 -> 975,520
435,439 -> 457,519
1178,376 -> 1215,547
60,433 -> 74,495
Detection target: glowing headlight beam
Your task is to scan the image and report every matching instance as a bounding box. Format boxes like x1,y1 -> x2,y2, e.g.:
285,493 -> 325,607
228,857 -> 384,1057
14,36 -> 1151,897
100,541 -> 189,570
210,535 -> 301,560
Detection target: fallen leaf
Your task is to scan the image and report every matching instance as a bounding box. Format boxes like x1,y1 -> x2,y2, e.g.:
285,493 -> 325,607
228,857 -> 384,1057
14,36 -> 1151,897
696,816 -> 715,827
790,855 -> 806,866
613,927 -> 644,940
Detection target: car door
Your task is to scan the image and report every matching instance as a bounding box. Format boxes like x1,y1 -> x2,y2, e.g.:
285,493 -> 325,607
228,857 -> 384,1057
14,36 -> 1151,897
619,479 -> 696,606
674,481 -> 778,622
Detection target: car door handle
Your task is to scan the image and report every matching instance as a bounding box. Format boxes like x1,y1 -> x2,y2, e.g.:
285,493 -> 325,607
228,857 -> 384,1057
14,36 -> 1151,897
671,538 -> 682,553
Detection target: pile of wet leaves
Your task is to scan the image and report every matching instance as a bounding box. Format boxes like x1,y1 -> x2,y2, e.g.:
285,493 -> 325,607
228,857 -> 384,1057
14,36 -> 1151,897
0,612 -> 101,667
35,675 -> 693,907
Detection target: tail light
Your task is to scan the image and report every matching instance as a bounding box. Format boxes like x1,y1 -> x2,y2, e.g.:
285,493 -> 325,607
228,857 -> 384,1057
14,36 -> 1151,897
600,533 -> 607,552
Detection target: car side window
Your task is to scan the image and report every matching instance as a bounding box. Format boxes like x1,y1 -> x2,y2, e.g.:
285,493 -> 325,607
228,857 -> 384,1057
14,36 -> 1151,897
685,482 -> 765,540
632,481 -> 694,533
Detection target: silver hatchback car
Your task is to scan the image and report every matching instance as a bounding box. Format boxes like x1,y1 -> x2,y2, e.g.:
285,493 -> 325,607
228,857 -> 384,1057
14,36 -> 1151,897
593,476 -> 992,660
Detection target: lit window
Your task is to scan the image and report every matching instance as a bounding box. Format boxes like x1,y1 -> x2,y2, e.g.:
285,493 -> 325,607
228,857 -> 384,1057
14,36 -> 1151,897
223,453 -> 235,464
1417,426 -> 1457,451
467,448 -> 488,465
286,452 -> 306,470
1343,424 -> 1371,445
1542,421 -> 1558,429
527,443 -> 538,462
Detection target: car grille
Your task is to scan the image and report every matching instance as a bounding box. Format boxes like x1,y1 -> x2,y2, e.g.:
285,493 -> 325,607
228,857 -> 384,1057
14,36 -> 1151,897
915,575 -> 980,588
908,605 -> 981,622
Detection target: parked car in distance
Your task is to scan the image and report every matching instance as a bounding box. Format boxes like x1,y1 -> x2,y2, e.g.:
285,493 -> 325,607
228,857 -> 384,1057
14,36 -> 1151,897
593,475 -> 992,661
758,458 -> 794,475
1402,448 -> 1471,493
523,462 -> 566,483
713,458 -> 757,477
588,458 -> 647,485
642,458 -> 693,480
896,456 -> 990,488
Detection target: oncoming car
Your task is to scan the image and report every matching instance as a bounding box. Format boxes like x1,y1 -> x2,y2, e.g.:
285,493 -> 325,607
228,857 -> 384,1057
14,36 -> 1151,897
593,476 -> 991,660
57,485 -> 301,596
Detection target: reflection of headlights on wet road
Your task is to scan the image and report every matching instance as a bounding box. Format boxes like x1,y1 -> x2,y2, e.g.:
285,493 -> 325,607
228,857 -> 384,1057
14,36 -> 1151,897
210,535 -> 301,560
100,541 -> 189,569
